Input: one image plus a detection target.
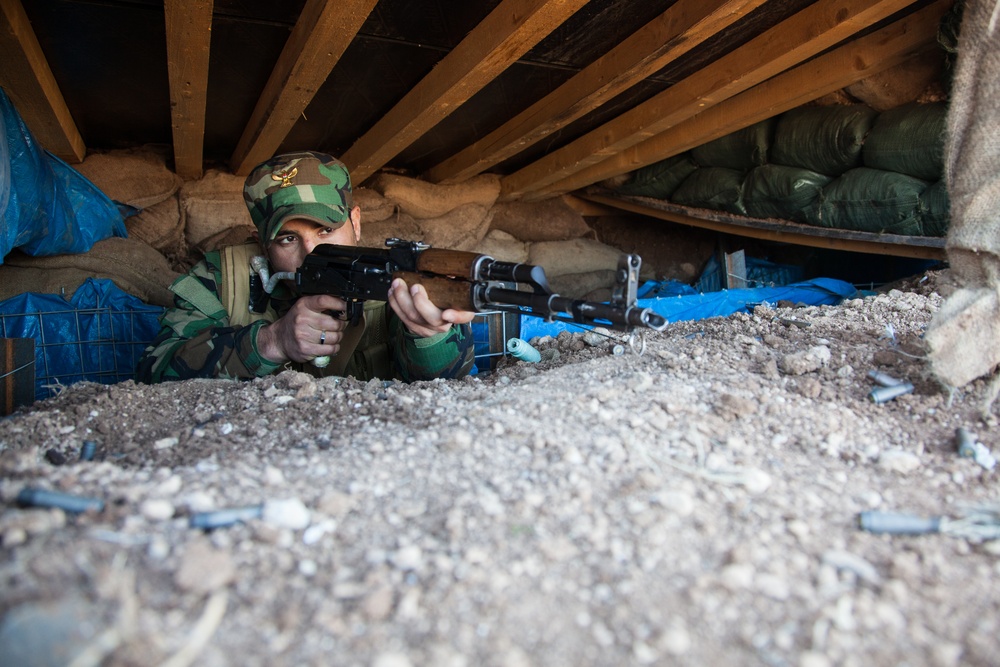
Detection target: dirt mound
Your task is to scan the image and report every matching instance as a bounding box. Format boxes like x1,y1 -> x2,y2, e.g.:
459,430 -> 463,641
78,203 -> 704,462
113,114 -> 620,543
1,273 -> 998,666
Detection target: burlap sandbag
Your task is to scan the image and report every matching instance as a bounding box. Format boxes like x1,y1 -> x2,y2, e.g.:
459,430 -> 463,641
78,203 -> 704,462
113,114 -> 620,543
355,187 -> 396,223
527,238 -> 624,277
373,173 -> 501,219
0,237 -> 180,307
488,197 -> 595,242
361,212 -> 424,247
549,270 -> 618,301
472,229 -> 530,263
75,146 -> 181,209
181,169 -> 254,249
417,203 -> 494,252
925,0 -> 1000,390
124,194 -> 186,257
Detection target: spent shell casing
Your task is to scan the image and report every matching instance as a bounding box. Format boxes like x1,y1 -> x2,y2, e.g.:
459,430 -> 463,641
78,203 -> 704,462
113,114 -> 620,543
867,369 -> 903,387
80,441 -> 97,461
956,428 -> 977,458
858,511 -> 942,535
189,505 -> 263,529
17,487 -> 104,513
869,382 -> 914,403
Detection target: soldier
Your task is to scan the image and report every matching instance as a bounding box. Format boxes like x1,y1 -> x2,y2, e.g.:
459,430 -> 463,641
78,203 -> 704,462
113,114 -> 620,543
137,151 -> 476,383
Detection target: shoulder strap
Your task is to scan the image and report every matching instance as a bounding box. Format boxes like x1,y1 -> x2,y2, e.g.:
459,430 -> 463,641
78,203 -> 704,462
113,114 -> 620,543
170,274 -> 227,319
219,243 -> 272,328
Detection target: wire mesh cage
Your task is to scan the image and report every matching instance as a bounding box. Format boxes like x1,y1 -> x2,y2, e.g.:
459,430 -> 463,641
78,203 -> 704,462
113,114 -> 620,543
471,309 -> 521,374
0,304 -> 162,400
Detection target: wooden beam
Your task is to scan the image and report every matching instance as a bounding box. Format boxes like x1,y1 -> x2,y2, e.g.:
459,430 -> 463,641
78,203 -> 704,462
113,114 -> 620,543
539,0 -> 950,198
423,0 -> 767,184
580,192 -> 947,260
164,0 -> 213,180
501,0 -> 922,200
0,0 -> 84,162
340,0 -> 591,184
230,0 -> 377,176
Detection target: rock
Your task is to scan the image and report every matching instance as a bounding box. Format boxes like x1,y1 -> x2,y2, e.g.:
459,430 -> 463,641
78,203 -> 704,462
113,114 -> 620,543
175,541 -> 236,593
778,346 -> 831,375
390,545 -> 423,571
878,450 -> 922,474
262,498 -> 311,530
139,498 -> 174,521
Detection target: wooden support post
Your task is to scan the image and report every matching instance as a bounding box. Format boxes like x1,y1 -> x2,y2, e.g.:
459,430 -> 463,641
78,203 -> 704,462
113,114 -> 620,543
1,338 -> 35,415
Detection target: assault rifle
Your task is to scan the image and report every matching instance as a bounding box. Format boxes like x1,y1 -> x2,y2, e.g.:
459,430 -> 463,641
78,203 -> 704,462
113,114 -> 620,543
286,238 -> 667,332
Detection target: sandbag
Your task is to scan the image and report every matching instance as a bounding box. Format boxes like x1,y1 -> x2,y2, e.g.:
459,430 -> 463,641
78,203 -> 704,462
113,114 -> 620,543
416,203 -> 493,251
0,236 -> 180,307
74,146 -> 181,209
549,270 -> 618,301
918,180 -> 950,237
373,173 -> 501,219
771,104 -> 877,176
180,169 -> 254,249
124,194 -> 185,257
862,102 -> 947,181
845,50 -> 947,111
355,187 -> 396,223
361,212 -> 424,247
488,197 -> 594,242
814,168 -> 929,235
472,229 -> 529,264
616,153 -> 698,199
527,238 -> 624,277
690,119 -> 773,171
670,167 -> 746,215
743,165 -> 833,223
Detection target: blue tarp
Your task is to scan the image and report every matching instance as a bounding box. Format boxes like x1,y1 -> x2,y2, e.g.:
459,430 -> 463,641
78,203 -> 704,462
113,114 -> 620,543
520,277 -> 858,340
0,87 -> 126,263
0,279 -> 163,400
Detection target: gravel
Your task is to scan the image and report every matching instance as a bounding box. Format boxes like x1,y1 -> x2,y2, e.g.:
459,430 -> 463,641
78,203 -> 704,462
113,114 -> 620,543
1,270 -> 998,667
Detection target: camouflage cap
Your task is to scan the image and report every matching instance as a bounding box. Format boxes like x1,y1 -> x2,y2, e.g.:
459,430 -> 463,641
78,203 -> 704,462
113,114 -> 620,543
243,151 -> 354,241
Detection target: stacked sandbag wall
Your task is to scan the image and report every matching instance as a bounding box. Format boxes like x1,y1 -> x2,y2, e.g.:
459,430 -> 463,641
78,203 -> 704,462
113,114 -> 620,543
615,102 -> 949,237
1,148 -> 632,305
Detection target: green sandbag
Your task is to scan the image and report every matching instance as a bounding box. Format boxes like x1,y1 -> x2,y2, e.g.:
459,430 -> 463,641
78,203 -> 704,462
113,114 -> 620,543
743,164 -> 833,223
862,102 -> 947,181
616,153 -> 698,199
918,180 -> 950,237
690,119 -> 774,171
815,168 -> 930,236
771,105 -> 878,176
670,167 -> 746,215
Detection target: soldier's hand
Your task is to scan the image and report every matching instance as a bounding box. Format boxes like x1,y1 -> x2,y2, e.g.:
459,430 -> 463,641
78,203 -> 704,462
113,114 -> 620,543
256,294 -> 349,363
387,278 -> 476,339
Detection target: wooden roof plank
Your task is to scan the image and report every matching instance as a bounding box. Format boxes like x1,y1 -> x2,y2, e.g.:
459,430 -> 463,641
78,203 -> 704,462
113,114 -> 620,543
230,0 -> 378,176
423,0 -> 768,184
501,0 -> 923,200
340,0 -> 592,185
537,0 -> 951,198
164,0 -> 213,180
581,191 -> 946,260
0,0 -> 84,162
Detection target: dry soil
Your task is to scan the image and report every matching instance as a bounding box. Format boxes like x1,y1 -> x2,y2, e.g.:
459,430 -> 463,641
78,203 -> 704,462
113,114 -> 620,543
1,270 -> 998,667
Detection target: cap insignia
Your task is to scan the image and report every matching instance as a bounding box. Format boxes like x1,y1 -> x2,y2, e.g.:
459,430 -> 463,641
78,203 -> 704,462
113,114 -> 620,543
271,167 -> 298,188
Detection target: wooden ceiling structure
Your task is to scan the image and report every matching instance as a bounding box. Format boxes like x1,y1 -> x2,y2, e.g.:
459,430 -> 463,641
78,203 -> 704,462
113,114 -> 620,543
1,0 -> 951,210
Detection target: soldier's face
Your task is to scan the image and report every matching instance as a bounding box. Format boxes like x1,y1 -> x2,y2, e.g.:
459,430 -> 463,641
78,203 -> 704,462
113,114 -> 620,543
267,209 -> 361,272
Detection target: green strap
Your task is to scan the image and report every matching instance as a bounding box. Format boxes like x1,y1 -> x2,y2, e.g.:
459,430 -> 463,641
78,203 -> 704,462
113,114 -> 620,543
170,275 -> 227,319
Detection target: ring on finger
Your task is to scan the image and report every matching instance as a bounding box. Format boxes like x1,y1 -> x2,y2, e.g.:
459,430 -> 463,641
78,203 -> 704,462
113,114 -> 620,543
320,331 -> 326,345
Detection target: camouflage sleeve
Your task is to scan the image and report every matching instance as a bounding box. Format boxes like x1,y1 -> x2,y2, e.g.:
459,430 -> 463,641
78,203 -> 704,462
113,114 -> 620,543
390,315 -> 475,382
135,259 -> 282,383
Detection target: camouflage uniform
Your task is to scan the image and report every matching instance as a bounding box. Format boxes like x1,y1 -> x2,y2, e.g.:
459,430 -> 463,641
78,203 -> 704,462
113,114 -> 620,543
136,151 -> 474,384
